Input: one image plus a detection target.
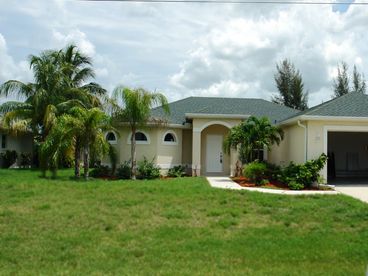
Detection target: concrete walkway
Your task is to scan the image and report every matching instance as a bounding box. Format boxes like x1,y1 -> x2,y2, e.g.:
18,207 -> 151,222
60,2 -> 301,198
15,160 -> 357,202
335,185 -> 368,203
207,177 -> 339,196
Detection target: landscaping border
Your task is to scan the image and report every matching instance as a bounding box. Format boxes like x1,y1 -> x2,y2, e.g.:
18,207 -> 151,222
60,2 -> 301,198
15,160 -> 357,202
207,177 -> 339,195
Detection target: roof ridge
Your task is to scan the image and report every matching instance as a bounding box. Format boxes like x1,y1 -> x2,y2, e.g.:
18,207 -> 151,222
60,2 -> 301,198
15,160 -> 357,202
190,96 -> 264,100
303,92 -> 356,116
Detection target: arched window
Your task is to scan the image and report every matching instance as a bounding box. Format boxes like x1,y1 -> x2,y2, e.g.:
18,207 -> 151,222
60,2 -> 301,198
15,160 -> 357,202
162,131 -> 178,145
164,133 -> 175,142
135,132 -> 148,142
127,131 -> 150,144
105,131 -> 117,144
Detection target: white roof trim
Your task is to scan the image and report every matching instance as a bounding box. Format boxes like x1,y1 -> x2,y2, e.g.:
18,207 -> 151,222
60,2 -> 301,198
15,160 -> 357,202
185,113 -> 250,119
279,115 -> 368,126
116,122 -> 191,129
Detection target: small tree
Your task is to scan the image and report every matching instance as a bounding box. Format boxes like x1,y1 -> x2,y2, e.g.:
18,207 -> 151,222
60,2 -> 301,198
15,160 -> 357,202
112,87 -> 169,179
352,65 -> 366,93
333,62 -> 350,97
41,107 -> 113,179
224,116 -> 284,164
273,59 -> 308,110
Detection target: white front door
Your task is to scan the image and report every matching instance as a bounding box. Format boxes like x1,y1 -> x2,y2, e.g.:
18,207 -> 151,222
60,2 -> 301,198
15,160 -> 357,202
206,134 -> 223,173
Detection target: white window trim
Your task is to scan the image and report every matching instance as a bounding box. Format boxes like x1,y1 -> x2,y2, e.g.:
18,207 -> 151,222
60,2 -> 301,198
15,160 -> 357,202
127,130 -> 151,145
162,130 -> 178,145
105,131 -> 118,145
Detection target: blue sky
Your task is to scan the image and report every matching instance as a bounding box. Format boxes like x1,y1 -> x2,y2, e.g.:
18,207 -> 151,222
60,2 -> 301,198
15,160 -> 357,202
0,0 -> 366,106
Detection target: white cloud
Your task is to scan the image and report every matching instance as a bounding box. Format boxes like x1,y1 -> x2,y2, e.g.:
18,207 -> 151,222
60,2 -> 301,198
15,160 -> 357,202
170,4 -> 368,106
0,33 -> 30,83
52,29 -> 96,57
1,1 -> 368,107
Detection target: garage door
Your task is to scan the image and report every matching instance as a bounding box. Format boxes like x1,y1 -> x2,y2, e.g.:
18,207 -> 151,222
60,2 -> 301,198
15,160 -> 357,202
328,131 -> 368,179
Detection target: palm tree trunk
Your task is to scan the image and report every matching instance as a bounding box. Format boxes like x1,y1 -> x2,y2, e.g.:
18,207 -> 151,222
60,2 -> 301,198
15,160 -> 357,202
131,127 -> 137,180
74,139 -> 81,179
83,144 -> 90,180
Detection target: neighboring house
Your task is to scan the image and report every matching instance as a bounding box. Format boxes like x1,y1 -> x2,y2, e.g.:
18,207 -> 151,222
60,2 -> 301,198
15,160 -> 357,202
106,97 -> 299,176
0,131 -> 33,167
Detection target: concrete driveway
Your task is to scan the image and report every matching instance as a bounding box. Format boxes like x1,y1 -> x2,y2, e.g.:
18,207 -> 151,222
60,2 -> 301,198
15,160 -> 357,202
335,185 -> 368,203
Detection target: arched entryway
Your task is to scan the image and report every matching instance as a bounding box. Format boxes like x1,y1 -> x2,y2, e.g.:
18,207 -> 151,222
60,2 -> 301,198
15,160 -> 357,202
191,119 -> 240,176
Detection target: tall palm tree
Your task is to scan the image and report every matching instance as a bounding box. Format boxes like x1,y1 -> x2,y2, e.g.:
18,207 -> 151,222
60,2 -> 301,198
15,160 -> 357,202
112,87 -> 170,179
224,116 -> 284,163
41,107 -> 113,180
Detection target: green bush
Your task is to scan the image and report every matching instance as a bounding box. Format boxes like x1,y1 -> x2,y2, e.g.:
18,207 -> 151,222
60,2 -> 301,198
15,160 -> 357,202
1,150 -> 18,168
281,153 -> 328,189
264,162 -> 282,180
260,179 -> 270,186
243,161 -> 267,186
137,157 -> 160,179
167,165 -> 187,177
90,164 -> 111,178
288,180 -> 304,190
20,152 -> 32,168
117,161 -> 131,179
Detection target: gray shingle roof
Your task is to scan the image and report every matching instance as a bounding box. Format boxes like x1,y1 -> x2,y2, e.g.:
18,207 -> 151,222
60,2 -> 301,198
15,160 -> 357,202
151,97 -> 299,125
281,92 -> 368,122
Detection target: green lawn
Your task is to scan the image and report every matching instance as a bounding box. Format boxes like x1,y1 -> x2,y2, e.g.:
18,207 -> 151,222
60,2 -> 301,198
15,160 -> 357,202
0,170 -> 367,275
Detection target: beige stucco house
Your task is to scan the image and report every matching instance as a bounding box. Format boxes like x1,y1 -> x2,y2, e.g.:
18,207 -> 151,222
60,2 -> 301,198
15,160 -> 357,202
105,93 -> 368,183
106,96 -> 299,177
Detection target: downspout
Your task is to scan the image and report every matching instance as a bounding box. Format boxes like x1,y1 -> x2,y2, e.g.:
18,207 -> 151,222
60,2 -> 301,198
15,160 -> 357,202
297,120 -> 308,162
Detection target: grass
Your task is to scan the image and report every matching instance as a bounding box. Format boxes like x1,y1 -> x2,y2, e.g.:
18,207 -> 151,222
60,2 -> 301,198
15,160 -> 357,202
0,169 -> 368,275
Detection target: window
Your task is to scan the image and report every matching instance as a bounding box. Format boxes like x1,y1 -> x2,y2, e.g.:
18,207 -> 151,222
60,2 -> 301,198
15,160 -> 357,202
162,131 -> 178,145
135,132 -> 148,141
164,133 -> 175,142
127,131 -> 150,144
106,132 -> 117,144
1,134 -> 6,149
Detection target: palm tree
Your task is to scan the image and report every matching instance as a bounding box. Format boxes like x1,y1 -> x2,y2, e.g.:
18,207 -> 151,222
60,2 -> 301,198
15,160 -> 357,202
0,45 -> 107,176
112,87 -> 170,179
224,116 -> 284,164
41,107 -> 113,179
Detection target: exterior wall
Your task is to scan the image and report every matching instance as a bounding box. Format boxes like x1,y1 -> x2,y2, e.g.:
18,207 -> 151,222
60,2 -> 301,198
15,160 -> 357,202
156,128 -> 183,169
181,129 -> 192,166
107,126 -> 184,173
268,124 -> 305,166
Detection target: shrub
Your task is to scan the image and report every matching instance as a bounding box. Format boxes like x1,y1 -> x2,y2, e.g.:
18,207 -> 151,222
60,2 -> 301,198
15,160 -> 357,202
20,152 -> 32,168
281,153 -> 328,189
1,150 -> 18,168
117,161 -> 131,179
167,165 -> 187,177
243,161 -> 267,186
264,162 -> 282,180
288,180 -> 304,190
137,157 -> 160,179
260,179 -> 270,186
90,164 -> 111,178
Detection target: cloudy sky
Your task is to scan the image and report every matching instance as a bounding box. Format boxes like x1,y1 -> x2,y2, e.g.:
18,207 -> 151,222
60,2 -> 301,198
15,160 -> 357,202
0,0 -> 367,106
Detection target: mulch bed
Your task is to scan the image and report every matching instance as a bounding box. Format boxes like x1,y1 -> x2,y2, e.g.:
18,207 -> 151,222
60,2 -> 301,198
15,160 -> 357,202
231,177 -> 328,191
